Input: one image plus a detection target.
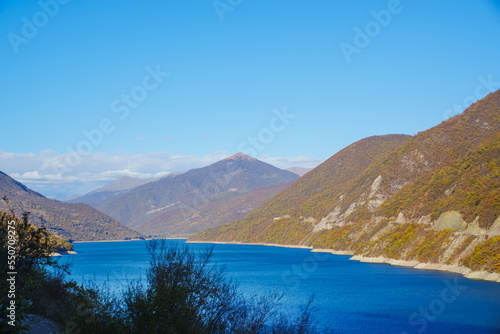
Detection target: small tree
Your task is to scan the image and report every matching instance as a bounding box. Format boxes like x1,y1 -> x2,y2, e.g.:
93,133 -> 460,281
117,240 -> 327,334
0,212 -> 50,331
0,199 -> 71,332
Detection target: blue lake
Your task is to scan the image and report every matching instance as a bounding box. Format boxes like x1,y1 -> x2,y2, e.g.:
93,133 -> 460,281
59,240 -> 500,333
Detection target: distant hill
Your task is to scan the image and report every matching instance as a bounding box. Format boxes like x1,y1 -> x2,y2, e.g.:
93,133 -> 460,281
58,194 -> 81,202
91,175 -> 162,192
0,171 -> 143,241
96,153 -> 299,237
286,167 -> 313,177
69,175 -> 177,207
191,90 -> 500,275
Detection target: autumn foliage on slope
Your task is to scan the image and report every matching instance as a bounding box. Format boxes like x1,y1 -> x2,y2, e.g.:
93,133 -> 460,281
191,90 -> 500,274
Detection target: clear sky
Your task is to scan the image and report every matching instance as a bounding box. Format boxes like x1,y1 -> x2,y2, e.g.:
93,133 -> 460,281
1,0 -> 500,197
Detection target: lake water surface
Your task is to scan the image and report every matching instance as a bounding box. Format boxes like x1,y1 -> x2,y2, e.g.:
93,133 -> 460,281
60,240 -> 500,333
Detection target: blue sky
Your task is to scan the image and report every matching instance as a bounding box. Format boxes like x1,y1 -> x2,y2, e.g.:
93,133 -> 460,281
1,0 -> 500,197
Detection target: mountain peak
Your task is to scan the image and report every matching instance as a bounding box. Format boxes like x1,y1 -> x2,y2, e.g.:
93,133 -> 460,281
225,152 -> 257,161
96,153 -> 299,236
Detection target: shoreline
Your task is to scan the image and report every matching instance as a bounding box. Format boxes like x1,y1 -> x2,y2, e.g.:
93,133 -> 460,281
347,254 -> 500,283
51,238 -> 186,256
50,250 -> 77,257
189,240 -> 500,284
72,238 -> 147,243
186,240 -> 313,250
72,237 -> 185,244
63,238 -> 500,283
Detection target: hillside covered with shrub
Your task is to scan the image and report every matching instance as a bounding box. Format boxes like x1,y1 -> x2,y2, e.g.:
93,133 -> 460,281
0,172 -> 142,241
191,90 -> 500,276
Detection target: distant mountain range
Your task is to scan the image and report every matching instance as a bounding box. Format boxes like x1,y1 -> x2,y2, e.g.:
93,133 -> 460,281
191,90 -> 500,276
0,171 -> 142,241
286,167 -> 312,177
71,167 -> 309,209
68,175 -> 177,207
90,153 -> 300,237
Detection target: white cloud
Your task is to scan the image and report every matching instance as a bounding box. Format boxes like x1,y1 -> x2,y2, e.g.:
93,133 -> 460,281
0,150 -> 321,198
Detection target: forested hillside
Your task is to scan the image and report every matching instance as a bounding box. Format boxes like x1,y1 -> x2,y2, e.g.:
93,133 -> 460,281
191,90 -> 500,276
0,171 -> 142,241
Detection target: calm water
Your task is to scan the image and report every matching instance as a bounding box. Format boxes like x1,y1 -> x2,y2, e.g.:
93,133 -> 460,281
58,240 -> 500,333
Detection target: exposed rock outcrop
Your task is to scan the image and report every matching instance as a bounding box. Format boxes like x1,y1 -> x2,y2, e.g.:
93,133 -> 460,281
434,211 -> 468,232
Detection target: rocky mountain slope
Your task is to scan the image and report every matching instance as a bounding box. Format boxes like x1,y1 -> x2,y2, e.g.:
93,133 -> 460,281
96,153 -> 299,236
191,90 -> 500,277
0,171 -> 142,241
137,182 -> 293,237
